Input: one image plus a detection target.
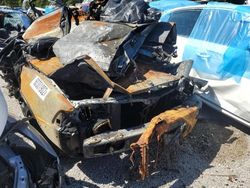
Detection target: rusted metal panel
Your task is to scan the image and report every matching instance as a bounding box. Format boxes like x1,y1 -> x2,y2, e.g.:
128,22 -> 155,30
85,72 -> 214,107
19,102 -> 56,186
83,124 -> 147,158
29,57 -> 63,75
83,55 -> 130,95
115,62 -> 179,94
63,56 -> 179,95
23,9 -> 63,41
20,66 -> 74,149
28,55 -> 179,97
126,70 -> 177,94
23,9 -> 87,41
130,106 -> 198,180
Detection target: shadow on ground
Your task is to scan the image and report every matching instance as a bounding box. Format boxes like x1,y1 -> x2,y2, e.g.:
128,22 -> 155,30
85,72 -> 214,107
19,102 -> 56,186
62,104 -> 247,188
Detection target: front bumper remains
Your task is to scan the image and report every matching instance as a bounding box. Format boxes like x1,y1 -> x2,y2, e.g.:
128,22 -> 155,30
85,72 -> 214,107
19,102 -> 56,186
82,116 -> 193,158
83,96 -> 201,179
83,124 -> 147,158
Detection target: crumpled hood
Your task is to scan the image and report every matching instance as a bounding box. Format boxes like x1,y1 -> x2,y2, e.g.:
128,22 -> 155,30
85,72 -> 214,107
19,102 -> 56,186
53,21 -> 177,78
53,21 -> 133,72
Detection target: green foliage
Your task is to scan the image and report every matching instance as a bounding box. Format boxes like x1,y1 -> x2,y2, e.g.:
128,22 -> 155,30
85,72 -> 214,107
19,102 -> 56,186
0,0 -> 19,7
0,0 -> 80,7
0,0 -> 46,7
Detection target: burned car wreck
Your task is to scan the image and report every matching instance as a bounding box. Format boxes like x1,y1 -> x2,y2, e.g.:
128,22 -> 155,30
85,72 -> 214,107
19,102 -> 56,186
0,20 -> 200,179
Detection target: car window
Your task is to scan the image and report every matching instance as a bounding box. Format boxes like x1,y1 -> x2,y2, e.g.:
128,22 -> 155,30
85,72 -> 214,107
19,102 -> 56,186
190,9 -> 246,46
168,9 -> 201,37
20,13 -> 32,29
4,12 -> 23,28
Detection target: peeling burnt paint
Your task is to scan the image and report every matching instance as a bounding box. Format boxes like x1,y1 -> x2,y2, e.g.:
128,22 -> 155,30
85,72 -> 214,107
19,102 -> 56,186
130,106 -> 198,180
23,8 -> 87,41
23,9 -> 62,41
29,57 -> 63,75
20,66 -> 74,149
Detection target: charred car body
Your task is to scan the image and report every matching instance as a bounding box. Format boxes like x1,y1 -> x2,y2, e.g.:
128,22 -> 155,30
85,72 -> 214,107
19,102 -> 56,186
0,19 -> 200,179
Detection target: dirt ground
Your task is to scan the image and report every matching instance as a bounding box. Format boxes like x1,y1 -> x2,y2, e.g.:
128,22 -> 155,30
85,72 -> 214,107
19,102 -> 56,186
1,77 -> 250,188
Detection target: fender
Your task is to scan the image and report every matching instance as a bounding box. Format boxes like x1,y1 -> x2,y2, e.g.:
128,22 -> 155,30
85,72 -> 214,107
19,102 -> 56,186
5,116 -> 58,158
4,117 -> 62,187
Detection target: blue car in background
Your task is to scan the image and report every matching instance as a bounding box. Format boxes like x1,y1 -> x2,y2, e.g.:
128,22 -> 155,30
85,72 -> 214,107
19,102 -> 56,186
0,8 -> 32,31
159,2 -> 250,127
0,8 -> 32,49
149,0 -> 199,11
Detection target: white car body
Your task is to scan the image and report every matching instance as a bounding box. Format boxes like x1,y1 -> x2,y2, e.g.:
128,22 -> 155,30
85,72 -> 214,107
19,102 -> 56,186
163,4 -> 250,126
0,89 -> 8,136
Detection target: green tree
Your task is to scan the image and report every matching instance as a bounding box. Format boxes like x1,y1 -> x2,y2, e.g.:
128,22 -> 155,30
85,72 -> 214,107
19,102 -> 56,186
0,0 -> 80,7
0,0 -> 19,7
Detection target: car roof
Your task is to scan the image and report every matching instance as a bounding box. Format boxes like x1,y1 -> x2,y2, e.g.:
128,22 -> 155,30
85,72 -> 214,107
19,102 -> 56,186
163,3 -> 250,14
0,8 -> 23,14
164,4 -> 205,12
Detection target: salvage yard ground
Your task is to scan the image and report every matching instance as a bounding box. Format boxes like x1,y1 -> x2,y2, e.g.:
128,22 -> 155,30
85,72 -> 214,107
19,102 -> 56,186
1,77 -> 250,188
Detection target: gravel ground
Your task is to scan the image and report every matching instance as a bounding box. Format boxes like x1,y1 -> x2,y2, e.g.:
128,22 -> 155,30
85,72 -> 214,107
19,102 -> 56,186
1,77 -> 250,188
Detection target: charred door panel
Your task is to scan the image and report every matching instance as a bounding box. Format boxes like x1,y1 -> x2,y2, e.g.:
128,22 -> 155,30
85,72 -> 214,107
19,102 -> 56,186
20,66 -> 74,149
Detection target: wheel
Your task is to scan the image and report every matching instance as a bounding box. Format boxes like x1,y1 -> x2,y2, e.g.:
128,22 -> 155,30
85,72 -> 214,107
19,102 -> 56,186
12,146 -> 59,188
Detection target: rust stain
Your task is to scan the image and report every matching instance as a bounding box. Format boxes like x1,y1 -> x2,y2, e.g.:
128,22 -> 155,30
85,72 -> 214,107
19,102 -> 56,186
116,62 -> 178,94
78,15 -> 87,22
93,21 -> 108,27
126,70 -> 176,94
144,69 -> 168,78
23,9 -> 87,40
83,55 -> 129,94
29,57 -> 63,75
23,9 -> 62,40
20,66 -> 73,119
130,106 -> 198,180
20,66 -> 74,149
